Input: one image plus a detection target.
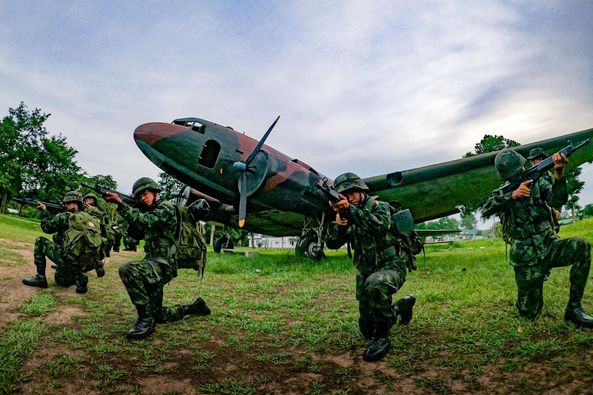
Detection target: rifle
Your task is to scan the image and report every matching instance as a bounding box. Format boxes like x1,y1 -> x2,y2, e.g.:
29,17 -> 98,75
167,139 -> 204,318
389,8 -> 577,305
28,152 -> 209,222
316,178 -> 347,220
13,197 -> 64,212
81,182 -> 138,207
501,138 -> 590,194
316,178 -> 342,203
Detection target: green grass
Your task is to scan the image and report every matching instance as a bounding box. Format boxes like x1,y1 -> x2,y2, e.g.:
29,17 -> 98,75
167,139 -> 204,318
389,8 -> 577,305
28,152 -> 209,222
1,217 -> 593,393
0,214 -> 43,242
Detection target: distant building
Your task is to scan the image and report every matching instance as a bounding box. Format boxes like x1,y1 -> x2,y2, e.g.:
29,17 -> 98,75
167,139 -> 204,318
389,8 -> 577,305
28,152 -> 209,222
250,234 -> 297,249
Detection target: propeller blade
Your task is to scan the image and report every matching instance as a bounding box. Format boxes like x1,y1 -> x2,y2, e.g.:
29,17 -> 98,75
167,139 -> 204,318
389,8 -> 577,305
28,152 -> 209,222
238,173 -> 247,227
245,115 -> 280,166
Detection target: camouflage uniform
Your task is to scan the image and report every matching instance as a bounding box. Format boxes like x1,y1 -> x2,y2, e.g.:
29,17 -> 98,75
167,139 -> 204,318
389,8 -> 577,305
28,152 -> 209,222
326,173 -> 415,362
23,191 -> 89,293
114,177 -> 210,340
482,149 -> 592,326
117,198 -> 187,322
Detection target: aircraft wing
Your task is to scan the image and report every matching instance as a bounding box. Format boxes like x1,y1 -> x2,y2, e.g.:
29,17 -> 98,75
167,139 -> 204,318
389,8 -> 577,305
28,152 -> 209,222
364,127 -> 593,223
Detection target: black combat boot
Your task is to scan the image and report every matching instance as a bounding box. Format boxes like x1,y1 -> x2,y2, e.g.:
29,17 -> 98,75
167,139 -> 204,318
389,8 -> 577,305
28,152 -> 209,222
23,260 -> 48,288
75,274 -> 88,294
95,261 -> 105,278
22,274 -> 48,288
565,302 -> 593,328
363,321 -> 391,362
181,297 -> 211,316
393,294 -> 416,325
126,307 -> 156,340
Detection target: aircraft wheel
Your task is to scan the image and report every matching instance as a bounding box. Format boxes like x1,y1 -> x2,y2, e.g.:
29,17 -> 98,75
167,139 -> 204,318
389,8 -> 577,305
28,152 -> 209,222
296,232 -> 325,260
214,236 -> 234,253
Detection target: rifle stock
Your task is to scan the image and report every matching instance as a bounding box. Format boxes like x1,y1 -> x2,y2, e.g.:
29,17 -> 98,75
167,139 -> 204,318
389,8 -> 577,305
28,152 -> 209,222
501,138 -> 590,194
81,182 -> 138,207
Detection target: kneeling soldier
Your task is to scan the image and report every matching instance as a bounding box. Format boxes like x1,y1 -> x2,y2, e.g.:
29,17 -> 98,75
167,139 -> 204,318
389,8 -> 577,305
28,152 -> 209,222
22,191 -> 93,294
104,177 -> 211,340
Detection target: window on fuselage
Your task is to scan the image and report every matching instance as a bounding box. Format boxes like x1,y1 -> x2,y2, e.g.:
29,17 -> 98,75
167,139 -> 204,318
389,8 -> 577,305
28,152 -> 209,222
198,140 -> 221,168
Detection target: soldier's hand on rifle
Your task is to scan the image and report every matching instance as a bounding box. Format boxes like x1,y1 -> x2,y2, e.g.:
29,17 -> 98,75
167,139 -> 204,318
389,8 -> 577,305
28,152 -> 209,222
512,180 -> 533,200
553,152 -> 568,179
335,213 -> 348,226
104,192 -> 123,204
37,202 -> 46,211
329,193 -> 350,212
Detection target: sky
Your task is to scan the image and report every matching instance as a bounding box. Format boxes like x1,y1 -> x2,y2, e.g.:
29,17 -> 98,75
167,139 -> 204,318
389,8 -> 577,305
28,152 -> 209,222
1,0 -> 593,218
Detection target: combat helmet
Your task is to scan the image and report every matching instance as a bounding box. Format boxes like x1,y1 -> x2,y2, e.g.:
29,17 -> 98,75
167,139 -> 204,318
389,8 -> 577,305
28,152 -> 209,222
132,177 -> 161,197
333,172 -> 369,194
62,191 -> 83,207
83,192 -> 98,204
527,147 -> 546,161
494,149 -> 526,181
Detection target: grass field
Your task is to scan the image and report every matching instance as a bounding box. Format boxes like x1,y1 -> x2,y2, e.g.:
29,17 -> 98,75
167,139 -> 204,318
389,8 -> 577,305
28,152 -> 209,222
1,213 -> 593,394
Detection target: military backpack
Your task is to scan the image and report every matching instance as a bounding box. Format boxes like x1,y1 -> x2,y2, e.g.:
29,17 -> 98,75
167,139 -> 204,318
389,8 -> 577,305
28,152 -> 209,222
367,197 -> 424,271
63,211 -> 104,264
169,205 -> 207,277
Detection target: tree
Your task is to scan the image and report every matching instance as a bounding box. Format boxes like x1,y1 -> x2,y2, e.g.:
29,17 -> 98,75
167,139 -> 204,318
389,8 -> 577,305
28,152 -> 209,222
416,216 -> 460,231
565,167 -> 585,221
579,204 -> 593,219
463,134 -> 520,158
460,212 -> 477,232
158,172 -> 185,199
0,102 -> 86,212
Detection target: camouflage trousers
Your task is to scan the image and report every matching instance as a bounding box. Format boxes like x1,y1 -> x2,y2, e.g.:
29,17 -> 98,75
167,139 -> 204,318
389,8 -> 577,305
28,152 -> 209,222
357,265 -> 407,333
513,237 -> 591,320
34,236 -> 86,287
118,259 -> 185,323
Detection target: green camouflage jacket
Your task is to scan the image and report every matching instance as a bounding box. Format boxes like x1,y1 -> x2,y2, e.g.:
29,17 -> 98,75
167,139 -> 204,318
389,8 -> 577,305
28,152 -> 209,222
482,175 -> 567,266
118,199 -> 177,265
41,209 -> 73,247
326,196 -> 406,276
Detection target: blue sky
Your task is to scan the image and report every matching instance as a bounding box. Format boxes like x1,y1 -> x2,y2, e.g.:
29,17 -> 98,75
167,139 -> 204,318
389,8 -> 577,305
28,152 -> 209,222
1,0 -> 593,211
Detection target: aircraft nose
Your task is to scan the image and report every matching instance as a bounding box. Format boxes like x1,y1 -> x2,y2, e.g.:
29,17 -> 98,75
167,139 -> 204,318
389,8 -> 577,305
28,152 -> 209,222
134,122 -> 186,146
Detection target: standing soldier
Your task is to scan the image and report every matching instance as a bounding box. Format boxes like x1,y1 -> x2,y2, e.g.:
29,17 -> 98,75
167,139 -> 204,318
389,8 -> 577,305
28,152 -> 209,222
104,177 -> 211,340
22,191 -> 100,294
325,173 -> 415,362
482,149 -> 593,327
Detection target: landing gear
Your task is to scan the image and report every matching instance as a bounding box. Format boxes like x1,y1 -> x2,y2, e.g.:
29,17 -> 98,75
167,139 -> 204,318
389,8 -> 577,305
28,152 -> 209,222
296,229 -> 325,261
214,236 -> 234,253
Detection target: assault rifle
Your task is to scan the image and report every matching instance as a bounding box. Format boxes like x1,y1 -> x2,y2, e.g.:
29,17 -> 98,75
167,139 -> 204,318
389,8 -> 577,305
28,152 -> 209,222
13,197 -> 63,212
501,138 -> 590,195
316,178 -> 347,220
81,182 -> 138,207
316,178 -> 341,203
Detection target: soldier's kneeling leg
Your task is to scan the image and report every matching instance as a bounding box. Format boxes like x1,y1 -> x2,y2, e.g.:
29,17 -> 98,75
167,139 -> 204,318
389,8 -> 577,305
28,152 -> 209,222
514,266 -> 544,320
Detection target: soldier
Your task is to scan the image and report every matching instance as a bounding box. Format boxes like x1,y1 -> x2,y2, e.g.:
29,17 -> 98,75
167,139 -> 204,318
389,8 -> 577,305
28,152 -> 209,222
22,191 -> 96,294
83,193 -> 108,277
482,149 -> 593,327
325,172 -> 416,362
104,177 -> 211,340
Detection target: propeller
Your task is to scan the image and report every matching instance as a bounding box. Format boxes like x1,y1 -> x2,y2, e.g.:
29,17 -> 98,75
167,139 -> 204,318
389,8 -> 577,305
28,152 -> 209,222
232,115 -> 280,227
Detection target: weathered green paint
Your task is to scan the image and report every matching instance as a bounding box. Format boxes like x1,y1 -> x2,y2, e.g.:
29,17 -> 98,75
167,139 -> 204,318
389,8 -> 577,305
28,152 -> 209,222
135,119 -> 593,236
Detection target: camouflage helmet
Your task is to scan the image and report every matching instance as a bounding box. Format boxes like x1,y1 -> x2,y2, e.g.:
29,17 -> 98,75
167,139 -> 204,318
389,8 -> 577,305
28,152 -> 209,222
83,193 -> 98,203
132,177 -> 161,197
62,191 -> 83,207
494,149 -> 526,181
333,172 -> 369,193
527,147 -> 546,161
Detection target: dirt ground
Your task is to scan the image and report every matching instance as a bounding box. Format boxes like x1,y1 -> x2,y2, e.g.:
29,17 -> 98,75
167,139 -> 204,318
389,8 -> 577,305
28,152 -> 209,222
2,238 -> 593,394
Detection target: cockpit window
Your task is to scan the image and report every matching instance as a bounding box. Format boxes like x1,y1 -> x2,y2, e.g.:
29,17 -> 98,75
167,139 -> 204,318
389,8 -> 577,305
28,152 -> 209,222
198,140 -> 221,168
172,119 -> 205,133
